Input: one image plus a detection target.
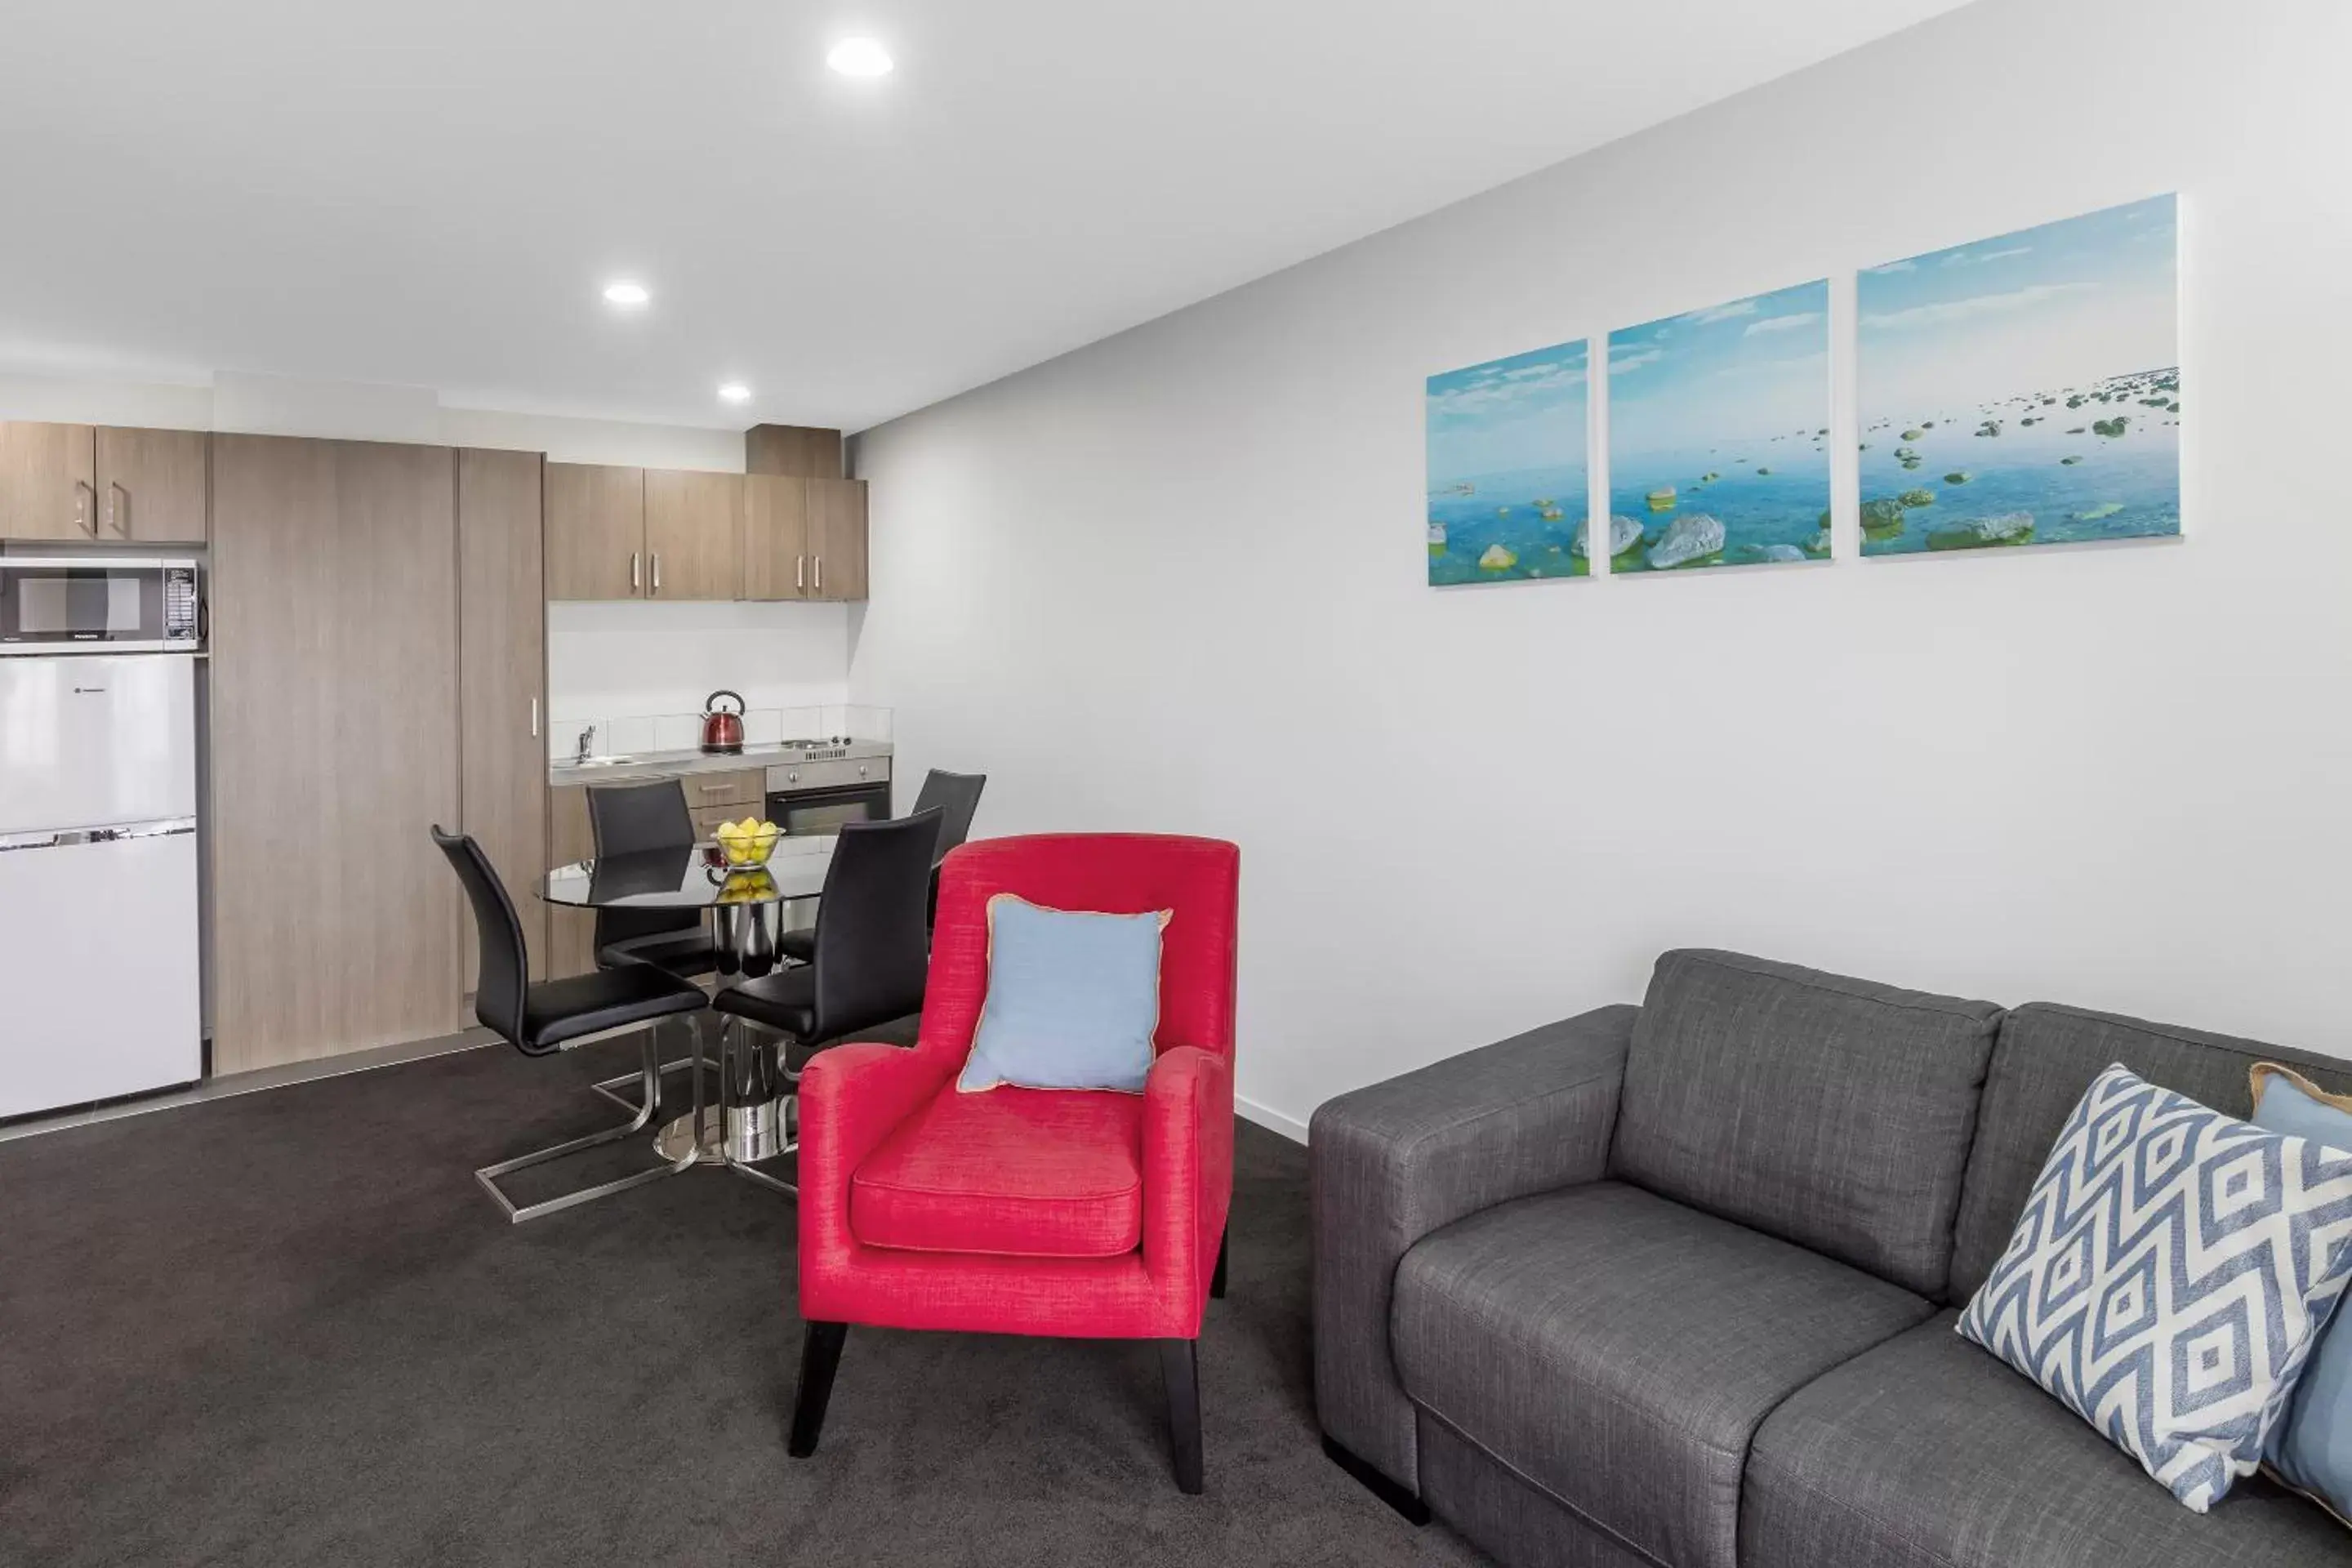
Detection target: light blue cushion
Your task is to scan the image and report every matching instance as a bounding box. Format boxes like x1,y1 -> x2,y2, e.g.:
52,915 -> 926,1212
2254,1063 -> 2352,1524
1957,1063 -> 2352,1512
957,894 -> 1169,1094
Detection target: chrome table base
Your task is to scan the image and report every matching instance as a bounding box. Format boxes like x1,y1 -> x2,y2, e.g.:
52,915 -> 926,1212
648,1015 -> 800,1195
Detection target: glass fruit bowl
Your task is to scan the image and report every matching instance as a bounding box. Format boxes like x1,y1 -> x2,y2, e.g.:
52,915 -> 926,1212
712,819 -> 782,868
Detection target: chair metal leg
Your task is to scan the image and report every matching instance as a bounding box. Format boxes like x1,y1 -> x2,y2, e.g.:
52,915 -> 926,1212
474,1022 -> 693,1224
789,1321 -> 849,1457
1211,1225 -> 1228,1299
1159,1337 -> 1204,1494
590,1035 -> 704,1114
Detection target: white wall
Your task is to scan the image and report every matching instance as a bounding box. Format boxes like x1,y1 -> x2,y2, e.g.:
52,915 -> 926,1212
546,599 -> 853,747
848,0 -> 2352,1136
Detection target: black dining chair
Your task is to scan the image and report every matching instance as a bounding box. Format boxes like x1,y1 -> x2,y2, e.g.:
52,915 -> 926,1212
431,826 -> 710,1223
584,778 -> 727,1116
709,808 -> 943,1195
777,769 -> 984,964
587,779 -> 724,977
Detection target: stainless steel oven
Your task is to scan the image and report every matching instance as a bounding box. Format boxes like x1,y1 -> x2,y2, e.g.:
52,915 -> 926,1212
766,755 -> 892,837
0,557 -> 201,654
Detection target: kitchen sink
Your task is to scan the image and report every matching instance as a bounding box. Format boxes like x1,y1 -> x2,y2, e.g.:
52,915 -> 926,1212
557,755 -> 643,769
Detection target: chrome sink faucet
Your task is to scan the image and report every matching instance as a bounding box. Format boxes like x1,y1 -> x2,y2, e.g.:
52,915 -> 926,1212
574,724 -> 597,764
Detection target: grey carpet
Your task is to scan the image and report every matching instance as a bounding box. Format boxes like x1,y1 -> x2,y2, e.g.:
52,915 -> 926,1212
0,1025 -> 1481,1567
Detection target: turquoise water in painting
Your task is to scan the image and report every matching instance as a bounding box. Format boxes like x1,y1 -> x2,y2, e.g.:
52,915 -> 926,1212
1426,462 -> 1589,585
1610,438 -> 1832,571
1858,370 -> 2180,554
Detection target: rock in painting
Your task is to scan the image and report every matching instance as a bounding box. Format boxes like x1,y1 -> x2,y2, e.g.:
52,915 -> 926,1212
1755,544 -> 1806,564
1477,542 -> 1517,571
1646,512 -> 1726,570
1925,512 -> 2034,550
1646,486 -> 1677,512
1571,514 -> 1644,561
1896,488 -> 1936,508
1943,471 -> 1971,485
1860,497 -> 1906,537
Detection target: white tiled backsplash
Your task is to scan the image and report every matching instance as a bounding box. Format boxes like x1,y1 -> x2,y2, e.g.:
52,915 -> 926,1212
546,599 -> 854,753
550,704 -> 893,761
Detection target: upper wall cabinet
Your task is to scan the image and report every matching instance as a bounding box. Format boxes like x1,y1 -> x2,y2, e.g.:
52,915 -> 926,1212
98,427 -> 210,541
544,462 -> 646,599
741,474 -> 868,602
808,476 -> 868,601
644,468 -> 742,600
0,422 -> 99,541
742,474 -> 810,599
546,461 -> 746,601
0,422 -> 210,543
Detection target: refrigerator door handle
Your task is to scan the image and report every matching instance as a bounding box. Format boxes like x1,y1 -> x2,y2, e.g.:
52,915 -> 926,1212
0,817 -> 196,853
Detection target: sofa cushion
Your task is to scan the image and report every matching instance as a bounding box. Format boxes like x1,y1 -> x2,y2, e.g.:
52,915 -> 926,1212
1744,1312 -> 2352,1567
1391,1181 -> 1932,1568
1957,1064 -> 2352,1512
850,1086 -> 1143,1257
1949,1003 -> 2352,1303
1610,949 -> 2002,1295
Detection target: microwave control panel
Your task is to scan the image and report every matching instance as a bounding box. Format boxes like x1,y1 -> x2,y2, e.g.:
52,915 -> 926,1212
163,566 -> 200,645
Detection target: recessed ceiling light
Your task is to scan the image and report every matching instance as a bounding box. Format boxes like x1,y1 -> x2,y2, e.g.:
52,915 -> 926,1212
826,38 -> 893,78
602,280 -> 650,306
717,382 -> 752,403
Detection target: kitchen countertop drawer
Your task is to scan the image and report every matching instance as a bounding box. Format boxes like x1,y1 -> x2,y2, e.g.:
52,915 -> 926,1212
682,768 -> 766,808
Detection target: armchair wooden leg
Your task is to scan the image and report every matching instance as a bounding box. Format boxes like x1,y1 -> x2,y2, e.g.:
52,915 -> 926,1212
788,1321 -> 848,1457
1210,1226 -> 1228,1299
1159,1337 -> 1204,1494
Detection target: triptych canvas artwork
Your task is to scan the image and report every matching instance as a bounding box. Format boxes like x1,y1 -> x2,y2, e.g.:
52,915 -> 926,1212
1424,194 -> 2180,585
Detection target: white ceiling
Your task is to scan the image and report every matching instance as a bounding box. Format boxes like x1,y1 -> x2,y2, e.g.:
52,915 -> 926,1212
0,1 -> 1973,434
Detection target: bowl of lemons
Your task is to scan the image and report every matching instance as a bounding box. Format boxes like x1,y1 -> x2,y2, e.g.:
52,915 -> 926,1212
712,817 -> 783,868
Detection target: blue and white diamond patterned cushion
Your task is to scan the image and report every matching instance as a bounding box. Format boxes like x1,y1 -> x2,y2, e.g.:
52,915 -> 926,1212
1958,1062 -> 2352,1512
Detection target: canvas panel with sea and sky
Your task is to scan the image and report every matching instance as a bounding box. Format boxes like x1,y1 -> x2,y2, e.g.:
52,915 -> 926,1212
1425,339 -> 1588,585
1606,279 -> 1832,572
1857,194 -> 2179,555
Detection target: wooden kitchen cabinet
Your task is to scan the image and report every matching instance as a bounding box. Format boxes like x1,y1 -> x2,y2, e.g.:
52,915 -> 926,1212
458,448 -> 548,990
807,477 -> 869,600
0,421 -> 98,541
544,461 -> 645,599
96,426 -> 210,541
209,435 -> 465,1073
644,469 -> 742,600
742,474 -> 811,599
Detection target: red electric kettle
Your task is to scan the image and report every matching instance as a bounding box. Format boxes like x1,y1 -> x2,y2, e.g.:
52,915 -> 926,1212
699,689 -> 746,754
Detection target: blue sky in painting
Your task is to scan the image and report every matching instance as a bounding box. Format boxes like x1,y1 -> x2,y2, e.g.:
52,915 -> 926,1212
1607,279 -> 1830,457
1859,194 -> 2176,412
1425,338 -> 1588,485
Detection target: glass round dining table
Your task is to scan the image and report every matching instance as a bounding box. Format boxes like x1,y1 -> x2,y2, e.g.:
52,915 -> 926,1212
538,835 -> 838,1187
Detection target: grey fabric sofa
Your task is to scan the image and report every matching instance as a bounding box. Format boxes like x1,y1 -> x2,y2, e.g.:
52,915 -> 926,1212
1311,948 -> 2352,1568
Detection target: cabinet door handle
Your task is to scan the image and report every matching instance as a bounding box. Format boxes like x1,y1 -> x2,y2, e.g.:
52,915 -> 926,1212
74,479 -> 96,536
796,554 -> 805,591
530,697 -> 540,738
630,551 -> 641,590
813,555 -> 822,593
651,552 -> 662,593
108,480 -> 128,537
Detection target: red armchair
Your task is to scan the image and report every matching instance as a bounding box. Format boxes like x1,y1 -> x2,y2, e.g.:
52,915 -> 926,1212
788,832 -> 1241,1493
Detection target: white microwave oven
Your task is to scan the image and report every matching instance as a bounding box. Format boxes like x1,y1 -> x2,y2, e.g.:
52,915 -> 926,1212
0,556 -> 202,654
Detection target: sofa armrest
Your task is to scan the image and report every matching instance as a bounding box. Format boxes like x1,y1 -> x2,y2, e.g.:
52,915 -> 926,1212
797,1041 -> 958,1314
1142,1046 -> 1233,1328
1308,1003 -> 1637,1495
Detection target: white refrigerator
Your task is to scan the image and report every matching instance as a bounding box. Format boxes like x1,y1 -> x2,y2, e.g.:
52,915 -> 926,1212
0,653 -> 203,1117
